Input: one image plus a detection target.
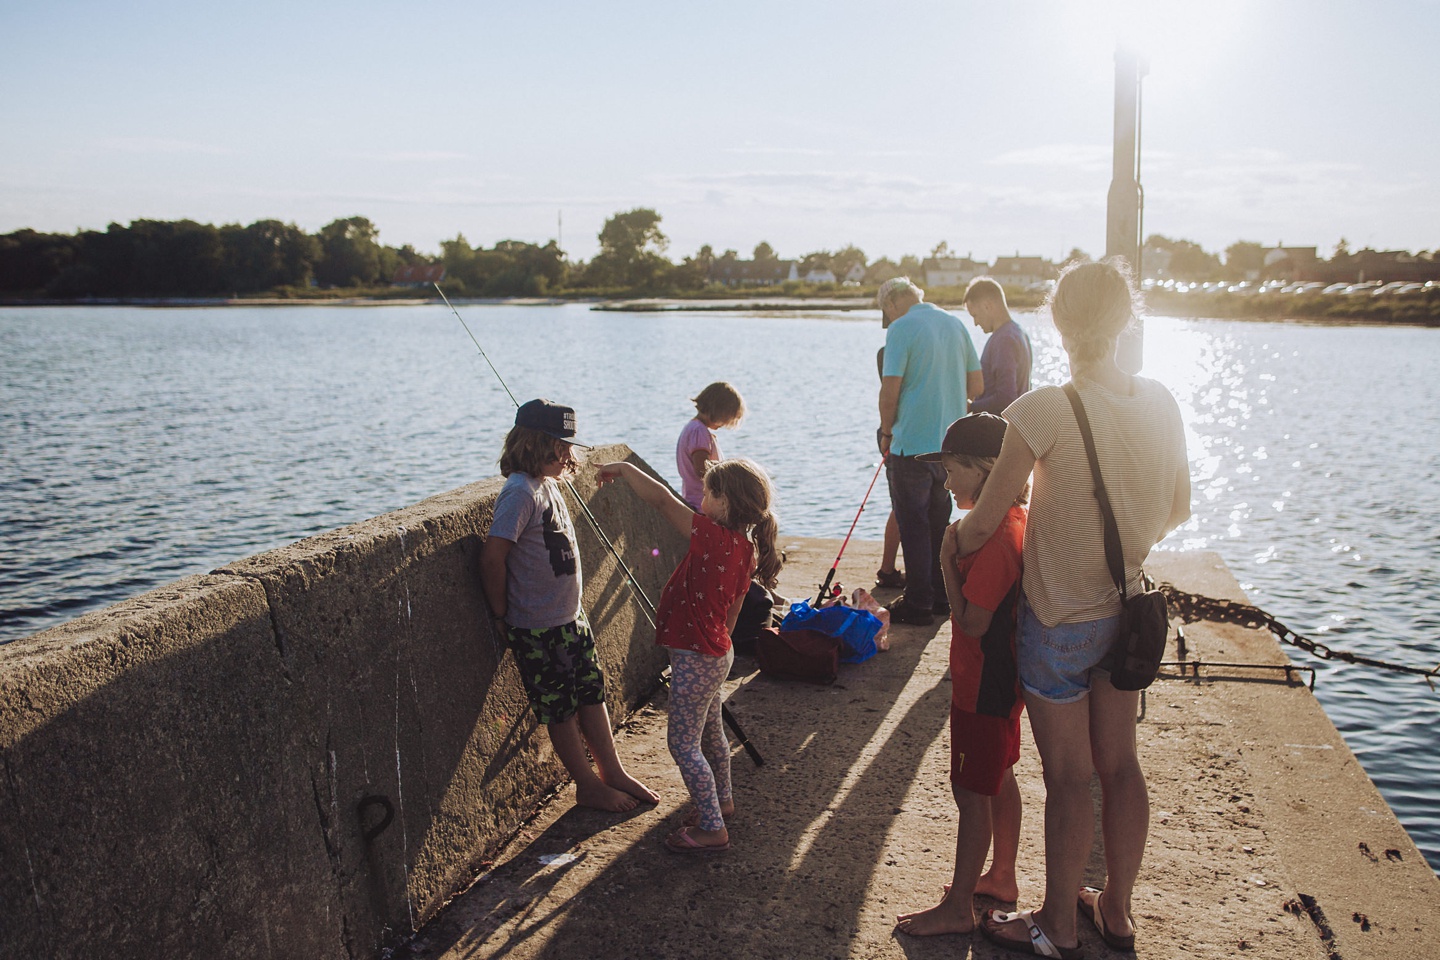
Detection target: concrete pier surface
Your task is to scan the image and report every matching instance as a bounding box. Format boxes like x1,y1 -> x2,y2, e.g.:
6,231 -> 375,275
410,540 -> 1439,960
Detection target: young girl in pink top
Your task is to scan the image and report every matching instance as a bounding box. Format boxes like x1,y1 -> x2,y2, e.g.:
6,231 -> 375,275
596,457 -> 781,852
676,382 -> 746,510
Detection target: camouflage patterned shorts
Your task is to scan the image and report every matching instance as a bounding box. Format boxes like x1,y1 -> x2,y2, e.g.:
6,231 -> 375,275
505,618 -> 607,725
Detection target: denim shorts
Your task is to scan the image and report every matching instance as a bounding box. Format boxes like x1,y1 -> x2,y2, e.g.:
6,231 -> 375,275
1016,597 -> 1121,704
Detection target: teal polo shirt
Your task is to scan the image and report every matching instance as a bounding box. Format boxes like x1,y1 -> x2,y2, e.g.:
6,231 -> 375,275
882,301 -> 981,456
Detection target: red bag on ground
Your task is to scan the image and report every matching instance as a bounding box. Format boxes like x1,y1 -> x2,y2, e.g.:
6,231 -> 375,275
756,627 -> 840,685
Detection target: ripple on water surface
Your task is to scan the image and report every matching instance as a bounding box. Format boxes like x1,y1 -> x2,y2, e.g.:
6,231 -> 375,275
1,304 -> 1437,873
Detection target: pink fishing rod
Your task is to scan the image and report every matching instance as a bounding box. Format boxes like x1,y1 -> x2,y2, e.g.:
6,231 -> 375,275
813,456 -> 887,605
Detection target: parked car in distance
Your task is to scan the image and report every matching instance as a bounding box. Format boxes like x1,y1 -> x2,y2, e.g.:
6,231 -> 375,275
1392,283 -> 1425,295
1370,281 -> 1411,296
1322,282 -> 1352,294
1294,281 -> 1327,294
1344,281 -> 1384,295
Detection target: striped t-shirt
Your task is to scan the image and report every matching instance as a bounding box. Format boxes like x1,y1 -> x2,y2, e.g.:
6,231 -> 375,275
1004,377 -> 1187,627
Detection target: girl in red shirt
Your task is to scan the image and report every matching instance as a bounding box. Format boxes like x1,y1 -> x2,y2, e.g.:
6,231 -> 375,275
596,457 -> 780,853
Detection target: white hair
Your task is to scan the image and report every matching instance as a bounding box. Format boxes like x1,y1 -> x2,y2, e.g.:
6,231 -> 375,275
876,276 -> 924,312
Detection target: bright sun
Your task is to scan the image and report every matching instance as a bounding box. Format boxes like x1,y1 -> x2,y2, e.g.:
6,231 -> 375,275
1082,0 -> 1251,76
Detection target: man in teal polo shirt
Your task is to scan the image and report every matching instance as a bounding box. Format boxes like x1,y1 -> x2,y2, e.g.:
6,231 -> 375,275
877,277 -> 983,624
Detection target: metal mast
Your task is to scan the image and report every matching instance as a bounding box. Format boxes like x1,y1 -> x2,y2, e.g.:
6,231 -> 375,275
1107,45 -> 1147,372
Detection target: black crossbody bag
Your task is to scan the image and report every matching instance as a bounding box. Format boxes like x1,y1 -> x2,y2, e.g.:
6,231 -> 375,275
1062,383 -> 1170,691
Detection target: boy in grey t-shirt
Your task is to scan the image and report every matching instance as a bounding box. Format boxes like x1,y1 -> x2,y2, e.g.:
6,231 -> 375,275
480,399 -> 657,813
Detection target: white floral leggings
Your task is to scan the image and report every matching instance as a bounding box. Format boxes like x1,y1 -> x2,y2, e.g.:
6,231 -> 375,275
667,647 -> 735,832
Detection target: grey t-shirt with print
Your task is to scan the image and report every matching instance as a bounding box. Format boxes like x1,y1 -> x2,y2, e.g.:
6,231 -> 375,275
489,472 -> 583,629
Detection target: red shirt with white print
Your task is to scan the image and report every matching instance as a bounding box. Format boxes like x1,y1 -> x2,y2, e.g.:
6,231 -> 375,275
656,513 -> 754,656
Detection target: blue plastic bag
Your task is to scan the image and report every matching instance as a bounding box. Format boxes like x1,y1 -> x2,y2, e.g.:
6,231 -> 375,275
780,600 -> 881,664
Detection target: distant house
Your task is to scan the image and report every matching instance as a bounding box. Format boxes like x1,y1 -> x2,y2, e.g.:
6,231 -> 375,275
801,266 -> 837,284
991,255 -> 1056,289
923,256 -> 988,288
708,258 -> 798,286
1262,246 -> 1320,281
841,262 -> 866,284
391,264 -> 446,287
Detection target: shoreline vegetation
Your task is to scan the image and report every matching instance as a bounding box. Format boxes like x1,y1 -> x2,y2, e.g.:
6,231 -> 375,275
3,287 -> 1437,326
3,208 -> 1437,325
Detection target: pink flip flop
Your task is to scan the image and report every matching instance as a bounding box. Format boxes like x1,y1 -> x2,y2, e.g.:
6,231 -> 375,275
664,826 -> 730,854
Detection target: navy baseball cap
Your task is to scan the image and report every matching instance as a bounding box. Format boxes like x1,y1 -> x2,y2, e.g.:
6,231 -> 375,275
515,399 -> 589,447
916,412 -> 1008,461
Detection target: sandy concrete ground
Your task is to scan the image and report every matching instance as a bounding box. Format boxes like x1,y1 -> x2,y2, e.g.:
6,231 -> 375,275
403,540 -> 1438,960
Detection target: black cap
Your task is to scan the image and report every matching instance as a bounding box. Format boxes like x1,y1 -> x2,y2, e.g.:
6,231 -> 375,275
515,398 -> 589,447
916,412 -> 1007,461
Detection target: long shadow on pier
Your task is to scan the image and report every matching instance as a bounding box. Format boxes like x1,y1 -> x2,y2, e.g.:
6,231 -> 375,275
416,619 -> 952,960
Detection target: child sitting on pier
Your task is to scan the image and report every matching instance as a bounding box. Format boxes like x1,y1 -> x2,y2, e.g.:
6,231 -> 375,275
896,413 -> 1029,935
676,381 -> 746,510
480,399 -> 658,813
596,456 -> 781,853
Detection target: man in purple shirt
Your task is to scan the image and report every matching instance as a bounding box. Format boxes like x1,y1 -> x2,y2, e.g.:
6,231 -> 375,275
964,277 -> 1032,415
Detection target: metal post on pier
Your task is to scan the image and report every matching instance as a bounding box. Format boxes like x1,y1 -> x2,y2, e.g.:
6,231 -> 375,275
1108,44 -> 1148,373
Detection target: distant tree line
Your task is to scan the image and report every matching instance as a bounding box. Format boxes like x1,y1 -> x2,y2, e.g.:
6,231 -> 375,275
4,208 -> 1433,300
0,216 -> 562,299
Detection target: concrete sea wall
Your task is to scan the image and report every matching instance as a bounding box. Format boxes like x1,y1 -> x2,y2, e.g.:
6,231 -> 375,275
0,445 -> 683,960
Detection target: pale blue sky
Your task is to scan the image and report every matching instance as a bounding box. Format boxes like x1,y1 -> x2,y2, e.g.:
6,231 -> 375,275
2,0 -> 1435,263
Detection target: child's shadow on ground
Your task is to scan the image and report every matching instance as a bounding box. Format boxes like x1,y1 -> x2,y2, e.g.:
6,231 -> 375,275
416,630 -> 949,960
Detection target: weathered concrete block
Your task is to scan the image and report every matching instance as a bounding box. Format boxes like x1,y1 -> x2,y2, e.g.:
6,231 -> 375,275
0,445 -> 686,960
0,574 -> 342,959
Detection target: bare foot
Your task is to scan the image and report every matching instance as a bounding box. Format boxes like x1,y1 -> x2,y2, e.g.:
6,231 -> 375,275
604,772 -> 660,805
940,876 -> 1018,903
896,893 -> 976,936
975,870 -> 1019,902
682,801 -> 736,827
575,780 -> 640,813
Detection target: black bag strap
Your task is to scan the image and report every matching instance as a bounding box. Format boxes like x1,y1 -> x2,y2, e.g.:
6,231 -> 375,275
1062,382 -> 1130,603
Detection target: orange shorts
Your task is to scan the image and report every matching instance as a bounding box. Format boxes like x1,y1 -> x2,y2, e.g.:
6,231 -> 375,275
949,704 -> 1021,796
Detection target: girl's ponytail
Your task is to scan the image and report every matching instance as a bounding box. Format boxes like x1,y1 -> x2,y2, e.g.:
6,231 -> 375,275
752,512 -> 781,589
703,458 -> 784,588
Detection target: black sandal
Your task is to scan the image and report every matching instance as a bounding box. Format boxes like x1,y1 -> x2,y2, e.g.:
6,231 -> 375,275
875,568 -> 906,589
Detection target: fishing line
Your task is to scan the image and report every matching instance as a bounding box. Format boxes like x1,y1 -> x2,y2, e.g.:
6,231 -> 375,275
434,284 -> 520,407
435,283 -> 763,765
434,283 -> 658,628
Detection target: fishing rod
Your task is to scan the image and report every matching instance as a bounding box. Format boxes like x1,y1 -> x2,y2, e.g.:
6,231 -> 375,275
435,283 -> 764,766
812,456 -> 887,605
433,284 -> 652,622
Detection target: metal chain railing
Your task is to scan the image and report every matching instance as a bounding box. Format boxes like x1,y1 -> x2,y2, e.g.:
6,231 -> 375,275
1158,581 -> 1439,690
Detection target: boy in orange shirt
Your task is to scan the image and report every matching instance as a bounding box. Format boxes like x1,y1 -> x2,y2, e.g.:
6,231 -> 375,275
897,413 -> 1029,936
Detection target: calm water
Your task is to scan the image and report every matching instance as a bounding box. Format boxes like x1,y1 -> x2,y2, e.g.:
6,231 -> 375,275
2,303 -> 1437,870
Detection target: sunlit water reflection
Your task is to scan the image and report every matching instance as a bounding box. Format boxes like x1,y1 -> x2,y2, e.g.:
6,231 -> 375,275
2,304 -> 1436,870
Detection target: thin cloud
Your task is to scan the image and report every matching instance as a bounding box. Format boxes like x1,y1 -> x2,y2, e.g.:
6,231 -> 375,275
261,187 -> 631,210
1141,149 -> 1431,247
98,137 -> 229,156
989,144 -> 1111,171
341,150 -> 472,163
663,170 -> 1103,217
722,146 -> 831,156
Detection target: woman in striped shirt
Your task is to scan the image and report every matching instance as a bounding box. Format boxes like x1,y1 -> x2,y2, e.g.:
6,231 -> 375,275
953,259 -> 1191,959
